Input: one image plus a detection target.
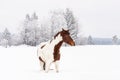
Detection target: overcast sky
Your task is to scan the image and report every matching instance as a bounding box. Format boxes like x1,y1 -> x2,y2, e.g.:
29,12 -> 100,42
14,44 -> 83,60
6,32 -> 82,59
0,0 -> 120,38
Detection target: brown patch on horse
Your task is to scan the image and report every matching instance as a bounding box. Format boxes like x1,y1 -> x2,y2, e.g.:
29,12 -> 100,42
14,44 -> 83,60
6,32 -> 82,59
39,57 -> 45,70
53,41 -> 63,62
41,44 -> 45,49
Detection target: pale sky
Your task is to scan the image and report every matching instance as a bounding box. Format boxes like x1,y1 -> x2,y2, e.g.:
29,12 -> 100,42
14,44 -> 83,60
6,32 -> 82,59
0,0 -> 120,38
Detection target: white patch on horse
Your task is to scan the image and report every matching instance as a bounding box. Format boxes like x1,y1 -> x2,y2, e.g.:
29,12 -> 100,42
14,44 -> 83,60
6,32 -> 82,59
37,34 -> 62,72
54,61 -> 59,72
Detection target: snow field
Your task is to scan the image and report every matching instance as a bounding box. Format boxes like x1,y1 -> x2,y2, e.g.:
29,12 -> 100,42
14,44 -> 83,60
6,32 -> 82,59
0,45 -> 120,80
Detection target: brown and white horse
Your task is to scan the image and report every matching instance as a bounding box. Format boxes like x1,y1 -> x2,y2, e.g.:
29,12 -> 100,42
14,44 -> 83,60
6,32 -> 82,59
37,28 -> 75,73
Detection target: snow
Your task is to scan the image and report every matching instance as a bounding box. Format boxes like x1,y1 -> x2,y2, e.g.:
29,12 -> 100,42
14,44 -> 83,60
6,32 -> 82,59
0,45 -> 120,80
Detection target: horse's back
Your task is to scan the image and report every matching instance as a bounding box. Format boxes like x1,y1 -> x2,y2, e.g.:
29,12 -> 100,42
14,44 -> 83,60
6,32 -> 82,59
39,42 -> 47,48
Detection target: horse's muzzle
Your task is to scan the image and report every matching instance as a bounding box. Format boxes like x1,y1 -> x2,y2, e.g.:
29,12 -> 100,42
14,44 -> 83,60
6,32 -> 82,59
70,42 -> 75,46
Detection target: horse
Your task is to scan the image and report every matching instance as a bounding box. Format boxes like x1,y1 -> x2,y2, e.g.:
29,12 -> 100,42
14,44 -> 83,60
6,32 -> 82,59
37,28 -> 75,73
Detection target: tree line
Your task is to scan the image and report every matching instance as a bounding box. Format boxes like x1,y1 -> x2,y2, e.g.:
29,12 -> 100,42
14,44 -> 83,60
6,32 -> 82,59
1,8 -> 118,47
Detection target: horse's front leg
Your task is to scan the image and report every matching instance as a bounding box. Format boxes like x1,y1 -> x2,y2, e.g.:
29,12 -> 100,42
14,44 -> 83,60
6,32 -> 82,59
39,57 -> 45,71
45,61 -> 51,73
54,61 -> 59,73
40,61 -> 45,71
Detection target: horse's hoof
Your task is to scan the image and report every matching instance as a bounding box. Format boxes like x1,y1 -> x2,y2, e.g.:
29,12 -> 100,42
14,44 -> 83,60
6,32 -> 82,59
40,69 -> 44,71
45,70 -> 49,73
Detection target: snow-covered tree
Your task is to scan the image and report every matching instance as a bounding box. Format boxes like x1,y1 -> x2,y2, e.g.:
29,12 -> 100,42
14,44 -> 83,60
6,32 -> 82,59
64,8 -> 79,44
50,10 -> 67,37
11,34 -> 23,46
39,24 -> 51,42
87,35 -> 94,45
20,12 -> 39,46
0,39 -> 8,48
20,14 -> 30,45
112,35 -> 118,45
28,12 -> 39,46
31,12 -> 38,20
1,28 -> 11,47
34,27 -> 41,45
0,32 -> 2,42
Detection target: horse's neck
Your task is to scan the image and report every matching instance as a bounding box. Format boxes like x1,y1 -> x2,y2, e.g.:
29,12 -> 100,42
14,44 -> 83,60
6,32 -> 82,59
54,41 -> 63,51
53,34 -> 63,55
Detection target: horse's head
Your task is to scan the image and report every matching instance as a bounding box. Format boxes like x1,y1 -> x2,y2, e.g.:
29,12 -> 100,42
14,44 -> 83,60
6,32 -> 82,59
60,28 -> 75,46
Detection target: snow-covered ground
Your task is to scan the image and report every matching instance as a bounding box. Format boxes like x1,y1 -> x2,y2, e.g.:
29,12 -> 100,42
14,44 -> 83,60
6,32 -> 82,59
0,45 -> 120,80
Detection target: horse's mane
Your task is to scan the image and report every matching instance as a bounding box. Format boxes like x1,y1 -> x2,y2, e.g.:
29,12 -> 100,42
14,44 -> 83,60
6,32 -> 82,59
54,32 -> 60,39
